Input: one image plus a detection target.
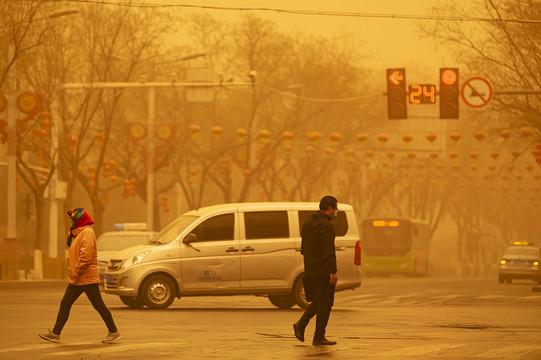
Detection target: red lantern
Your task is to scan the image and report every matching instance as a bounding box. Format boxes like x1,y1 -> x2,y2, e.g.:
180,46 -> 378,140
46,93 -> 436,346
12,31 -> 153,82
449,151 -> 458,160
377,133 -> 388,146
236,128 -> 247,142
211,126 -> 223,139
426,133 -> 437,145
520,127 -> 532,140
500,129 -> 511,142
305,145 -> 315,157
511,149 -> 521,160
386,150 -> 395,160
365,150 -> 374,158
473,131 -> 485,143
356,133 -> 367,145
189,124 -> 201,138
308,131 -> 320,145
330,132 -> 341,146
259,129 -> 270,143
469,151 -> 479,161
402,133 -> 413,146
429,151 -> 439,161
450,132 -> 461,144
490,151 -> 500,161
282,131 -> 294,144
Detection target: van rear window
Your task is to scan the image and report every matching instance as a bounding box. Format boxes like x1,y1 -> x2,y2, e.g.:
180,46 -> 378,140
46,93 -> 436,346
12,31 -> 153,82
244,211 -> 289,239
298,211 -> 348,237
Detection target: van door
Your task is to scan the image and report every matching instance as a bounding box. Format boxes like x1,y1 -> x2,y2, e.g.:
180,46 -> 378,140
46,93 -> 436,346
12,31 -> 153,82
181,213 -> 240,290
240,210 -> 297,288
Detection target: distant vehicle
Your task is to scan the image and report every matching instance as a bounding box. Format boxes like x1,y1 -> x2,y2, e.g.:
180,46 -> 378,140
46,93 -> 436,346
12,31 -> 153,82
498,242 -> 540,284
361,218 -> 430,276
96,224 -> 158,283
103,202 -> 362,309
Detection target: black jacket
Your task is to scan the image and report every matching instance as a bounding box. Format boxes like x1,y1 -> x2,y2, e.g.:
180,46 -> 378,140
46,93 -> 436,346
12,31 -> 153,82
301,211 -> 337,276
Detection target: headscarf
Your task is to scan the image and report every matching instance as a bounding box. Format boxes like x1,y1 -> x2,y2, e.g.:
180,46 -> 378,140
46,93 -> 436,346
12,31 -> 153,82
66,208 -> 94,247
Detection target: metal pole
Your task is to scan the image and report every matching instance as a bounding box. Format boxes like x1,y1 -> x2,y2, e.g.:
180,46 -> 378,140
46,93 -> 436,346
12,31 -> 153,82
48,98 -> 60,258
6,43 -> 17,241
146,86 -> 156,231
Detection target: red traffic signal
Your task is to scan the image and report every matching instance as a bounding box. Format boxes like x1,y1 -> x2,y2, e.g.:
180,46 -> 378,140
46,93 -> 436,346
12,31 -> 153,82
386,68 -> 407,119
440,68 -> 459,119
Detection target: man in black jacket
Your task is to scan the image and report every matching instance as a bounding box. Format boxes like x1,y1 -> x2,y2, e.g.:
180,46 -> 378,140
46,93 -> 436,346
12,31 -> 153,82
293,195 -> 339,346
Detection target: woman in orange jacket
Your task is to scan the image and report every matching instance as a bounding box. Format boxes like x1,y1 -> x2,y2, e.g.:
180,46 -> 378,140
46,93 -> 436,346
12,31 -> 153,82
39,208 -> 121,344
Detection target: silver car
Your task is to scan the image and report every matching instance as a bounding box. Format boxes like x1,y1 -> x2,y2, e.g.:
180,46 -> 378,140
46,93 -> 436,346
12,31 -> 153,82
498,242 -> 540,284
97,230 -> 158,283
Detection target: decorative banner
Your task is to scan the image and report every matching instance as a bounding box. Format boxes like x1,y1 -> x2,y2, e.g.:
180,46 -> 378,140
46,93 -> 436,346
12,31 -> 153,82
0,93 -> 7,112
126,123 -> 147,142
17,92 -> 41,114
155,122 -> 177,142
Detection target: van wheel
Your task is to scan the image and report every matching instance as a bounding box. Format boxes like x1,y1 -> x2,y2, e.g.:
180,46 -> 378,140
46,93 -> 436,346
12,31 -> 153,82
119,296 -> 145,309
293,278 -> 309,309
141,275 -> 175,309
268,295 -> 296,309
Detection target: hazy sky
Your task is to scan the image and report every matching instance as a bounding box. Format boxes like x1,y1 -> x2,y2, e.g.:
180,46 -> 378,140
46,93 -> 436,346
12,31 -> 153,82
163,0 -> 458,72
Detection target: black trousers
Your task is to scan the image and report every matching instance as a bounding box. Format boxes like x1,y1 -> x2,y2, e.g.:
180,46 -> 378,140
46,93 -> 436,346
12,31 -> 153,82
53,283 -> 117,335
297,275 -> 335,338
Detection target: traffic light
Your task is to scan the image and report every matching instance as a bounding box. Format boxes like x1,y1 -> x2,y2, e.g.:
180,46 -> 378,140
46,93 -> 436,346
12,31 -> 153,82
386,68 -> 407,119
439,68 -> 459,119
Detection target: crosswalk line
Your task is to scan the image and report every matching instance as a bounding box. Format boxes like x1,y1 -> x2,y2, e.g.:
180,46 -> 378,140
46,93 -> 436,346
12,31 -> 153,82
371,343 -> 462,356
46,342 -> 186,356
475,345 -> 541,358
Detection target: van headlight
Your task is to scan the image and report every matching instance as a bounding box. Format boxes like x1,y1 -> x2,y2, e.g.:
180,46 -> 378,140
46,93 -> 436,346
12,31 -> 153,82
120,251 -> 151,270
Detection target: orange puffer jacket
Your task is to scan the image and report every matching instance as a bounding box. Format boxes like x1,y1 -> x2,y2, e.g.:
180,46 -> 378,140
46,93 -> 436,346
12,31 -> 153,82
68,225 -> 100,285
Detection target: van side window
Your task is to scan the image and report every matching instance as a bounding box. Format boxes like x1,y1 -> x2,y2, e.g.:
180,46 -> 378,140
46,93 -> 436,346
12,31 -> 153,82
244,211 -> 289,239
192,214 -> 234,242
298,211 -> 348,237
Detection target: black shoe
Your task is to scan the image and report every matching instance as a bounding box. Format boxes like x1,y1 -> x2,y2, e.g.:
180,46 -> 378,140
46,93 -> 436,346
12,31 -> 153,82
293,322 -> 305,342
313,337 -> 337,346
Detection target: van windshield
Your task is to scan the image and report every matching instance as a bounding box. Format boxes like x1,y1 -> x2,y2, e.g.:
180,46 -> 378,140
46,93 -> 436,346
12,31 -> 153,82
153,215 -> 199,244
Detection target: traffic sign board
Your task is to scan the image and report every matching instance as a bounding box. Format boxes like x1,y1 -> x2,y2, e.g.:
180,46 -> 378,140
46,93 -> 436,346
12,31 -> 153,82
461,77 -> 493,108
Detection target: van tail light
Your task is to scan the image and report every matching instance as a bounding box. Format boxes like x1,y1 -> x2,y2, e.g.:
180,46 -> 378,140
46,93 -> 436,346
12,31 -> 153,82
354,241 -> 362,265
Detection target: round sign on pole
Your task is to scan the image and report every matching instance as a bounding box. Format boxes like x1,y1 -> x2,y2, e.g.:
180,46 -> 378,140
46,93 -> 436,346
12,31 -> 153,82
17,91 -> 40,113
461,77 -> 493,108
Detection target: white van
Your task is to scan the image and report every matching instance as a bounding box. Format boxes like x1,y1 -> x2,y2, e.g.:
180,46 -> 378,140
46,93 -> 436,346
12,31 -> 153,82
104,202 -> 362,309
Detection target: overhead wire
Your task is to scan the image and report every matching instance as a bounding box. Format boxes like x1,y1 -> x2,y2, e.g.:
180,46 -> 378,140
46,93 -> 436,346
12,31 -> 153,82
42,0 -> 541,24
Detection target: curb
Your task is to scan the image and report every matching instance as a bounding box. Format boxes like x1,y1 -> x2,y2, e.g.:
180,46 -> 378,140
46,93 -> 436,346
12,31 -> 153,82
0,279 -> 66,289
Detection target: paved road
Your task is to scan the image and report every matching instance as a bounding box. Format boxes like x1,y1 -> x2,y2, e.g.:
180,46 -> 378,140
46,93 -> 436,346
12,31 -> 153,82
0,277 -> 540,359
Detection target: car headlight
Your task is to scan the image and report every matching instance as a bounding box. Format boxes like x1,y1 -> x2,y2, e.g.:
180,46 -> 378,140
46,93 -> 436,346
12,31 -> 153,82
120,251 -> 151,270
534,261 -> 539,266
500,259 -> 507,265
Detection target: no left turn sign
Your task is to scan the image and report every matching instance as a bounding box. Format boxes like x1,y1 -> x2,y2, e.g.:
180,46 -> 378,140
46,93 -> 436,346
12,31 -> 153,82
461,77 -> 493,108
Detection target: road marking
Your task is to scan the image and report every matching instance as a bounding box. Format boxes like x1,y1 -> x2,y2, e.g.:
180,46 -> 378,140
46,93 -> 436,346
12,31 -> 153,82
46,342 -> 185,356
476,345 -> 541,358
0,342 -> 95,353
372,344 -> 462,356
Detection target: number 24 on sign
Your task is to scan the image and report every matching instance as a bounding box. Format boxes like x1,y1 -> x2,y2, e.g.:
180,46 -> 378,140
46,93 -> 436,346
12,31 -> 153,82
409,84 -> 436,104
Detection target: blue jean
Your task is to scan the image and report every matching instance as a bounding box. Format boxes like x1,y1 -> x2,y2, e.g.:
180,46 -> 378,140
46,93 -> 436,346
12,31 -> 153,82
53,283 -> 117,335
